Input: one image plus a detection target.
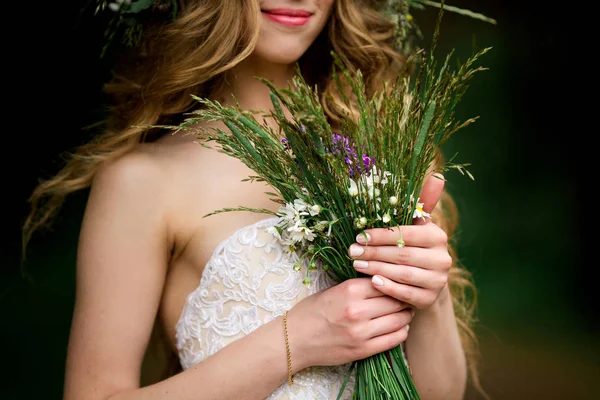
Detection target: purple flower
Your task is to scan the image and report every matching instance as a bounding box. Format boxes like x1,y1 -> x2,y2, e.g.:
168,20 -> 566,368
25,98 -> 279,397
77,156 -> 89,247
327,133 -> 375,176
330,134 -> 357,158
361,154 -> 375,174
283,131 -> 375,177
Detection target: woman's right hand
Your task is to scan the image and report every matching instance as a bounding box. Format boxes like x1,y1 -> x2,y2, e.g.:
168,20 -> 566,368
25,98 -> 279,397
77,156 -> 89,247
286,278 -> 414,371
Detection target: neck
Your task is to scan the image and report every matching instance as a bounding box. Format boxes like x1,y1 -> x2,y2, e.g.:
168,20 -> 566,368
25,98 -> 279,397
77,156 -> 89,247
211,55 -> 297,114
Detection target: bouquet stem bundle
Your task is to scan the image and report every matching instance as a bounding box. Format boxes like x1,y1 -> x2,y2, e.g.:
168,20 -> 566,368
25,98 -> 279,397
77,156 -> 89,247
163,5 -> 490,399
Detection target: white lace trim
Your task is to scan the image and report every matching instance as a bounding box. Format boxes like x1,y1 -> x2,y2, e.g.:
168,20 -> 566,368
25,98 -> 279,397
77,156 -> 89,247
175,217 -> 407,399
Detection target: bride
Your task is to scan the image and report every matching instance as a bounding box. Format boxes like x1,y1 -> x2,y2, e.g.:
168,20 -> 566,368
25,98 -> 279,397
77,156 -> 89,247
23,1 -> 483,399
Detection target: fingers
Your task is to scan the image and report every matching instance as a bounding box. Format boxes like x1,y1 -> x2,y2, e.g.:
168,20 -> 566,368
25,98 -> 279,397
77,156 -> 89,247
353,260 -> 446,291
361,296 -> 409,319
353,223 -> 447,248
367,308 -> 413,338
365,324 -> 409,355
368,274 -> 438,309
349,244 -> 452,271
338,277 -> 387,300
414,173 -> 445,226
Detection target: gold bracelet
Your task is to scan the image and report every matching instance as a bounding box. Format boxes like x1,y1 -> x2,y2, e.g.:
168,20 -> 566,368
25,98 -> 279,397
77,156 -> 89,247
282,311 -> 294,385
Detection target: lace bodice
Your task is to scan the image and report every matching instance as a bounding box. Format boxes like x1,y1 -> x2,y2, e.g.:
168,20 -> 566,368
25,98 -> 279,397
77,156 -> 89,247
175,217 -> 406,399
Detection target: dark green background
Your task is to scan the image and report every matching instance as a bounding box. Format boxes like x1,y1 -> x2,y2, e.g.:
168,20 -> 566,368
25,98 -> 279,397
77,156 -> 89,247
2,1 -> 596,399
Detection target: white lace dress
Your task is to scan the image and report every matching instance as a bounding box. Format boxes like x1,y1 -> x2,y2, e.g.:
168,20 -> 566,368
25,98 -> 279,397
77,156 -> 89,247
175,217 -> 406,399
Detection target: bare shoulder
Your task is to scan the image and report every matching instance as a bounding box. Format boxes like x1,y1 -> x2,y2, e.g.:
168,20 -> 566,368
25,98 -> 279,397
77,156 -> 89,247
90,135 -> 204,202
93,143 -> 170,192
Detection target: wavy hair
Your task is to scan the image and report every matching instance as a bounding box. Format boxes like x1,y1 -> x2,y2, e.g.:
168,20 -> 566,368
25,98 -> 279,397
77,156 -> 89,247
23,0 -> 486,395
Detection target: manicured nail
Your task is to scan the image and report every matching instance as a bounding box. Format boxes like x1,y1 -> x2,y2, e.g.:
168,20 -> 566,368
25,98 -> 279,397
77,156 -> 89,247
411,309 -> 416,318
353,260 -> 369,269
349,244 -> 365,258
405,324 -> 410,332
372,276 -> 384,286
356,233 -> 371,245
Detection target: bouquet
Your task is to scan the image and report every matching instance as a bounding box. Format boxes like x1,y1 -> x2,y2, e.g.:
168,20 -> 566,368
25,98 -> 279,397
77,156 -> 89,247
160,3 -> 492,399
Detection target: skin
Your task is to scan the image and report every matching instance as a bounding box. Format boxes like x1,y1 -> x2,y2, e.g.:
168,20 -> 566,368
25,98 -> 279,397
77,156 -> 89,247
63,1 -> 467,399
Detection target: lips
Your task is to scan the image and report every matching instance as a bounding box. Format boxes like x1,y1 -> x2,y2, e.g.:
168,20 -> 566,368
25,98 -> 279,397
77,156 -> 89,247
261,8 -> 313,27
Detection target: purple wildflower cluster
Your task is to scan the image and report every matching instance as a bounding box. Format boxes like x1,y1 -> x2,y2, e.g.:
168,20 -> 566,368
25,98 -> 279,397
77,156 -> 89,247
281,129 -> 375,177
330,133 -> 375,177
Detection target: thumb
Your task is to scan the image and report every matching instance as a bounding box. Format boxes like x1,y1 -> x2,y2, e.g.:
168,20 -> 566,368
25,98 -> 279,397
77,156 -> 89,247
413,173 -> 445,225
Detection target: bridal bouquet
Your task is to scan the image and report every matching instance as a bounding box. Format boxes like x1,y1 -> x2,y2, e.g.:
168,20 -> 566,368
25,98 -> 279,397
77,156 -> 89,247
161,4 -> 492,400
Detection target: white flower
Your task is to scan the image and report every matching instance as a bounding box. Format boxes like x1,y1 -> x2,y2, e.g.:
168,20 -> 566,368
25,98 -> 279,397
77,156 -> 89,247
266,226 -> 282,240
108,0 -> 131,12
277,203 -> 302,225
372,170 -> 381,184
359,168 -> 393,202
281,239 -> 299,256
287,220 -> 316,242
367,167 -> 392,186
293,199 -> 311,214
389,196 -> 398,205
381,171 -> 392,185
355,216 -> 368,229
367,187 -> 381,199
309,204 -> 322,216
348,179 -> 359,197
382,213 -> 391,224
412,199 -> 431,221
313,220 -> 329,232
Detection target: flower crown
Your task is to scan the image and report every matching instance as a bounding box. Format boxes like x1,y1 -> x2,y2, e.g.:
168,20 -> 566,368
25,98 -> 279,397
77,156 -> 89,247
87,0 -> 495,58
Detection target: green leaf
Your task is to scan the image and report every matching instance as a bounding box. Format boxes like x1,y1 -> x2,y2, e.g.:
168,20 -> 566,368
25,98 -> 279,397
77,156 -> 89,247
223,120 -> 264,165
126,0 -> 154,14
409,99 -> 436,178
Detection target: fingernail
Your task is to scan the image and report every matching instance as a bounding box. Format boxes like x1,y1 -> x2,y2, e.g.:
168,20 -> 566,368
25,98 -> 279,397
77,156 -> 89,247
405,324 -> 410,332
356,233 -> 371,245
411,309 -> 416,318
372,276 -> 384,286
349,244 -> 365,258
353,260 -> 369,269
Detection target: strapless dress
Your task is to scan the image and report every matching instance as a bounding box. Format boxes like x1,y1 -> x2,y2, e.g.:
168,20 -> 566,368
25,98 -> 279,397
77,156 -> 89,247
175,217 -> 407,399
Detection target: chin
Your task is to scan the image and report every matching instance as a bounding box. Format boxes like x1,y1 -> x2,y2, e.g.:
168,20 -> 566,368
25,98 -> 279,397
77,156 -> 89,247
252,38 -> 312,65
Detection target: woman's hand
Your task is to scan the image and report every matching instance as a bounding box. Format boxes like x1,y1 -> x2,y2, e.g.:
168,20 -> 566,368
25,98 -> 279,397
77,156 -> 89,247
348,223 -> 451,310
286,277 -> 414,371
347,174 -> 451,310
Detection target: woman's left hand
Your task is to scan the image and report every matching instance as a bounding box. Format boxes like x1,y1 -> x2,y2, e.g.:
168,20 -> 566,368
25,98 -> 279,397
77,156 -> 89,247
347,174 -> 450,310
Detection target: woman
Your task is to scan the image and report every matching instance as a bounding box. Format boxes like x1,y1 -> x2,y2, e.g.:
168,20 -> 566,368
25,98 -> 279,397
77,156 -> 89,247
23,1 -> 483,399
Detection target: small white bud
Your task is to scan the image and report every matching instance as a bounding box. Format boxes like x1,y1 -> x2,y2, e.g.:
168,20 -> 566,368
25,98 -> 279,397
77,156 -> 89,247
309,204 -> 321,216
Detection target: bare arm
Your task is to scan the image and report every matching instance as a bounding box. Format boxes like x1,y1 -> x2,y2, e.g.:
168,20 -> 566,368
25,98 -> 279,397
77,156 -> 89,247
405,286 -> 467,400
64,154 -> 293,400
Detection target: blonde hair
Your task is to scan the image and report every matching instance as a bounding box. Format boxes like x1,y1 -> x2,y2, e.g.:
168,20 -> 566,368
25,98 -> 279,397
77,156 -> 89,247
23,0 -> 486,395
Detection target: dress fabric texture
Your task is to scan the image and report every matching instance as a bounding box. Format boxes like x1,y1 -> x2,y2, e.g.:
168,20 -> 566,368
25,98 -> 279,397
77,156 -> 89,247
175,217 -> 408,399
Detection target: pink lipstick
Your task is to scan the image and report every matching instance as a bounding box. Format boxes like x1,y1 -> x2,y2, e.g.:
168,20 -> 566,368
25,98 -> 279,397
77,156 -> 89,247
262,8 -> 312,27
